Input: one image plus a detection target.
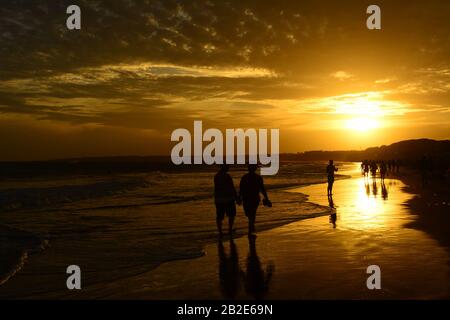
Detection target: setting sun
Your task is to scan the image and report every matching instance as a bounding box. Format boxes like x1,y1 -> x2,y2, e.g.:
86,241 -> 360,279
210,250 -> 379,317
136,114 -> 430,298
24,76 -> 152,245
346,117 -> 379,131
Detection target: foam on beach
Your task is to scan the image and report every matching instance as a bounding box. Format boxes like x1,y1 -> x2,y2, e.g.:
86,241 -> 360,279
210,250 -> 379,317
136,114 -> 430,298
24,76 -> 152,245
0,225 -> 49,287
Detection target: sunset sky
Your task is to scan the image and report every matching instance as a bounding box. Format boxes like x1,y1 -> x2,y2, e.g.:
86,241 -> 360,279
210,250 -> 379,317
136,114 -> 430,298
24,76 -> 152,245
0,0 -> 449,160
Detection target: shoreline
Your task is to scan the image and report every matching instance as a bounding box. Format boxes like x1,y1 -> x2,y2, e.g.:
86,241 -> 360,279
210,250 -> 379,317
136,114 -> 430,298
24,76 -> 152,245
2,167 -> 448,299
0,225 -> 48,287
0,174 -> 346,298
100,170 -> 449,300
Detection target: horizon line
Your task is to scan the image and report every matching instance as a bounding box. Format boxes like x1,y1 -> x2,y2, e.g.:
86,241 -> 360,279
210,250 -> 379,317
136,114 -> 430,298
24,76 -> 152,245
0,138 -> 447,163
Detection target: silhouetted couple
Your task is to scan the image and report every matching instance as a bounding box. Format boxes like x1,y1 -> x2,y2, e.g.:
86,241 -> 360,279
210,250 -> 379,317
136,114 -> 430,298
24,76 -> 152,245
214,164 -> 271,238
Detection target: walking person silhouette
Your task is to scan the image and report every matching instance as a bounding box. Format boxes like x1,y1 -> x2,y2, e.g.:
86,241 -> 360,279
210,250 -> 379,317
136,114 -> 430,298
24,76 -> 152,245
326,160 -> 338,196
363,160 -> 370,178
239,164 -> 271,238
214,164 -> 238,238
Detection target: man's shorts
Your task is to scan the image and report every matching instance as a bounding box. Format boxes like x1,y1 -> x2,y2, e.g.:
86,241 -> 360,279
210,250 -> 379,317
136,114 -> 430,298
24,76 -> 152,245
216,201 -> 237,220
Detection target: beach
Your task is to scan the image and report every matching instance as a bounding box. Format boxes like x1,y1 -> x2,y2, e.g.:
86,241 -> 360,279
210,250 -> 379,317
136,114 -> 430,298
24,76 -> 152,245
0,162 -> 448,299
1,162 -> 448,299
0,162 -> 341,298
98,165 -> 449,300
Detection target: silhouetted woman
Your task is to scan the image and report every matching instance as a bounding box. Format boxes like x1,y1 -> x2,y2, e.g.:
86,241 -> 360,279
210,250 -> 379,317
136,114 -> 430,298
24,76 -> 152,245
239,164 -> 270,237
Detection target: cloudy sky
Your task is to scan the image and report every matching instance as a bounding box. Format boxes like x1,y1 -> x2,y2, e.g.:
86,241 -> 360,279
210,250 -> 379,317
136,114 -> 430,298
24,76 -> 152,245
0,0 -> 449,160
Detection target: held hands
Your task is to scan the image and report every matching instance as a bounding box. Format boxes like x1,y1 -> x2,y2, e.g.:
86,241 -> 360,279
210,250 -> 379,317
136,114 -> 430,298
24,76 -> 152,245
262,197 -> 272,208
235,196 -> 271,207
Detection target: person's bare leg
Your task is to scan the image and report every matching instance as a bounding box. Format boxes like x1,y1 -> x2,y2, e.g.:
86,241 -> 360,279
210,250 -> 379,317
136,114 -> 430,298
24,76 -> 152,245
249,216 -> 256,235
228,217 -> 234,236
216,217 -> 223,237
248,219 -> 254,236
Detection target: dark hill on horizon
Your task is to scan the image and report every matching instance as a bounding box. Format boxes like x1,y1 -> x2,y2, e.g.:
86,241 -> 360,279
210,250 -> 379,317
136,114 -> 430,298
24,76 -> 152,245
282,139 -> 450,162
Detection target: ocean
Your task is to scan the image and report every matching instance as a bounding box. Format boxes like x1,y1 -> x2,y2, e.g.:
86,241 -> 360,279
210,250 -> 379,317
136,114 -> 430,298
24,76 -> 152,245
0,161 -> 354,297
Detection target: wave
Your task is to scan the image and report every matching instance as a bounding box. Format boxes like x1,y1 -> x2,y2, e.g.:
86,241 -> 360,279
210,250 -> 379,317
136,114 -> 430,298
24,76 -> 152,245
0,176 -> 151,212
42,181 -> 324,213
0,163 -> 348,294
0,225 -> 49,286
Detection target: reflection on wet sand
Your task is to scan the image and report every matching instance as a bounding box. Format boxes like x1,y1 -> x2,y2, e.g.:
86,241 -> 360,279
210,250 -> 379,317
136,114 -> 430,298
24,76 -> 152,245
365,179 -> 370,197
334,175 -> 407,230
243,237 -> 274,300
218,237 -> 274,300
97,164 -> 449,299
218,239 -> 240,299
328,195 -> 337,228
381,181 -> 388,200
372,179 -> 378,197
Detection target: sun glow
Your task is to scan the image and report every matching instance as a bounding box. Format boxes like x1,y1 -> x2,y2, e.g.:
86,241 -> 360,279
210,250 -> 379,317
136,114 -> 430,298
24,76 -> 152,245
346,117 -> 379,131
335,95 -> 386,132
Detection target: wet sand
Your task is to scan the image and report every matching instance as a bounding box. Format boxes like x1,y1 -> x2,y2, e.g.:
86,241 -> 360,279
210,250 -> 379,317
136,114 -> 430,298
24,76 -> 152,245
1,165 -> 448,299
96,166 -> 450,300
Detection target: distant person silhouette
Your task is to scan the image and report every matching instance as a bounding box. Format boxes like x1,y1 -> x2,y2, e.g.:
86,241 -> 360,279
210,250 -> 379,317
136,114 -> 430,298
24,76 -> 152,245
239,164 -> 270,237
214,164 -> 238,237
380,161 -> 387,182
370,161 -> 378,179
420,155 -> 430,187
388,160 -> 394,174
243,237 -> 274,300
395,159 -> 400,174
326,160 -> 338,196
363,160 -> 370,178
218,239 -> 241,299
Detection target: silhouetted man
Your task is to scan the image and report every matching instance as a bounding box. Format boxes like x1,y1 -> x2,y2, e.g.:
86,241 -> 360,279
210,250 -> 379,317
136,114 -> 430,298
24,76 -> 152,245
214,164 -> 237,237
326,160 -> 338,196
239,164 -> 270,237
